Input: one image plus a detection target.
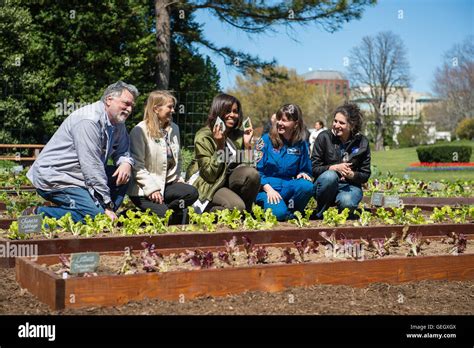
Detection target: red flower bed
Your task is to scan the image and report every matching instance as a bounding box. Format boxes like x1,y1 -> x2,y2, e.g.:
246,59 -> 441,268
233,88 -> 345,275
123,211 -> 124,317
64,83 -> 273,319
409,162 -> 474,167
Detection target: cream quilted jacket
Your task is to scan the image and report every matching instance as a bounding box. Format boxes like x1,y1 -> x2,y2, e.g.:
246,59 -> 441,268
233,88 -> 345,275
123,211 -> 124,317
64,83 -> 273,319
128,121 -> 181,197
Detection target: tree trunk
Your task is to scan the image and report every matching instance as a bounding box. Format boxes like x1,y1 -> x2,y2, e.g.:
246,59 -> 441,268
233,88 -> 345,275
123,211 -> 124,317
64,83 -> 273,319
155,0 -> 171,90
374,111 -> 384,151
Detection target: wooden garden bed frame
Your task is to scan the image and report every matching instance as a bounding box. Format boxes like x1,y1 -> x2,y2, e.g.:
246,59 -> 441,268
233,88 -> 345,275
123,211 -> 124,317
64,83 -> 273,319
0,218 -> 15,229
0,187 -> 37,194
2,223 -> 473,268
15,248 -> 474,310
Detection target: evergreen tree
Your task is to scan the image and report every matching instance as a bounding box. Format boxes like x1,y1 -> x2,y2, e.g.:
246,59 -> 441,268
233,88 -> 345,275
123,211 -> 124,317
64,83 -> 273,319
0,1 -> 221,143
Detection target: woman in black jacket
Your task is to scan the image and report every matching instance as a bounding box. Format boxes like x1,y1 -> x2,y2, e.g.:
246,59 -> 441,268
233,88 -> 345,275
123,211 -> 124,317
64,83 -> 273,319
311,103 -> 371,219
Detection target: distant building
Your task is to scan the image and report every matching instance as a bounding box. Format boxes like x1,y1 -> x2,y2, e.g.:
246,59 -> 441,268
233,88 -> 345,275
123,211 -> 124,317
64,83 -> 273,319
301,69 -> 349,98
350,86 -> 447,144
350,87 -> 441,119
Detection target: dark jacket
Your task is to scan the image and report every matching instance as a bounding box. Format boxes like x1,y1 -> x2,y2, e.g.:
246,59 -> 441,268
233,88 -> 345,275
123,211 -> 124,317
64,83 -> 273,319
311,129 -> 371,185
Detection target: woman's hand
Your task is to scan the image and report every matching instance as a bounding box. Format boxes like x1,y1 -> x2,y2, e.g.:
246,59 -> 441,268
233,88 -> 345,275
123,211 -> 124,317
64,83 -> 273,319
148,190 -> 164,204
263,184 -> 282,204
213,122 -> 225,150
296,172 -> 312,181
243,126 -> 254,150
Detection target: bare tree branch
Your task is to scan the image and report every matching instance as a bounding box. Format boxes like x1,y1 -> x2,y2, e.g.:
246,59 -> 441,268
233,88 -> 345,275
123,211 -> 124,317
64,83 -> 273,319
349,31 -> 411,150
430,36 -> 474,132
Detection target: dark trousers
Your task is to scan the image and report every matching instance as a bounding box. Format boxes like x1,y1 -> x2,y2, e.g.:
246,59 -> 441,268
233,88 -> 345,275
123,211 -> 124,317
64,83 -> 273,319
130,182 -> 198,224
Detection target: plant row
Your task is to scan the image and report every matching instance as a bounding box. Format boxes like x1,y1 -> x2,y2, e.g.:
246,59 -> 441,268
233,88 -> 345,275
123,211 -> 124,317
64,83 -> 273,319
0,169 -> 31,190
365,177 -> 473,197
51,230 -> 469,278
4,204 -> 473,241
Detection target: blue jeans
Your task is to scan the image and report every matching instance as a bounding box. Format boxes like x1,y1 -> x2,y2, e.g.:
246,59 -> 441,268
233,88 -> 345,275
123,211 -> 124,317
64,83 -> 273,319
313,170 -> 363,219
36,166 -> 128,222
256,178 -> 314,221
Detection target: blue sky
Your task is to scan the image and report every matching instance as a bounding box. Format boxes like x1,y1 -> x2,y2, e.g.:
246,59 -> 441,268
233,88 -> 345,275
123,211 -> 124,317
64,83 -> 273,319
194,0 -> 474,94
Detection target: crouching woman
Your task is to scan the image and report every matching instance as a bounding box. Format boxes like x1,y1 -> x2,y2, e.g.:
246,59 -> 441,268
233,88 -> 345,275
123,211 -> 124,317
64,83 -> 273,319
186,93 -> 260,212
128,90 -> 198,224
255,104 -> 314,221
311,103 -> 371,219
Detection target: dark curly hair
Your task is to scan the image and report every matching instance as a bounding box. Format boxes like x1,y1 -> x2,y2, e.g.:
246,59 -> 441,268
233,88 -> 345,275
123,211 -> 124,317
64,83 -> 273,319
206,93 -> 243,130
332,103 -> 364,136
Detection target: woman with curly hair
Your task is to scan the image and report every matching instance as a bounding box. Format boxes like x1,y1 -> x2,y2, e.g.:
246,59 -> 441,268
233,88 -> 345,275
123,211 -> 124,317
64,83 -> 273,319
311,103 -> 371,219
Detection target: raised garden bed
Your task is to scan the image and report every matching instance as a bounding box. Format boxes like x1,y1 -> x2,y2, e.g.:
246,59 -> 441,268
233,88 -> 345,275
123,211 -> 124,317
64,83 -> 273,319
2,222 -> 473,268
16,235 -> 474,310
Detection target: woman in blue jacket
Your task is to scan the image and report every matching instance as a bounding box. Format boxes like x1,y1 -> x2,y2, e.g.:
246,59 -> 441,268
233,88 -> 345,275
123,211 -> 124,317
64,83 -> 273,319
255,104 -> 313,221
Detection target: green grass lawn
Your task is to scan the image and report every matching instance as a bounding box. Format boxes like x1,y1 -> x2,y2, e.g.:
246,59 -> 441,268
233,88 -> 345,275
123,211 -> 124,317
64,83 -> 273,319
371,140 -> 474,181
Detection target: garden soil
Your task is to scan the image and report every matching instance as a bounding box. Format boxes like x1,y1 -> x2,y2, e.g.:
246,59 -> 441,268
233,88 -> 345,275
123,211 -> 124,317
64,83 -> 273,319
0,267 -> 472,315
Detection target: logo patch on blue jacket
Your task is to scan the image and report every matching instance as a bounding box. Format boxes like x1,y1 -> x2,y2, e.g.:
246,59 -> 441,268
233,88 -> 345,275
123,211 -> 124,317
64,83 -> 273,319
287,148 -> 301,155
351,147 -> 359,154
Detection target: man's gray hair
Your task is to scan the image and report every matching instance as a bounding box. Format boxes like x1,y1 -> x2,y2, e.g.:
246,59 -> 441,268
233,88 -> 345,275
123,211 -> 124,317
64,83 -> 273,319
101,81 -> 139,102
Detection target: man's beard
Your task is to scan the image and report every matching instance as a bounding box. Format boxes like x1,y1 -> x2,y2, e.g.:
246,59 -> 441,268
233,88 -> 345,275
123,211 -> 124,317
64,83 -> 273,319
112,111 -> 129,124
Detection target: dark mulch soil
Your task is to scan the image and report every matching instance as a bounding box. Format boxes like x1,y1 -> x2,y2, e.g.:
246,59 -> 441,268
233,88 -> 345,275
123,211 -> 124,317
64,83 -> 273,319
1,267 -> 472,315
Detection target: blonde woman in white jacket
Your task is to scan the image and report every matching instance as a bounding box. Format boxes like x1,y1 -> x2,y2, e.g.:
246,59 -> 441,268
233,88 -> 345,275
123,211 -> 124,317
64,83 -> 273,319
128,91 -> 198,224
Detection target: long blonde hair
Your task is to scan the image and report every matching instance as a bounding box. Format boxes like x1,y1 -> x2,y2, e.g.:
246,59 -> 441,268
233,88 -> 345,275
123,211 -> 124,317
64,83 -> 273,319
143,90 -> 177,139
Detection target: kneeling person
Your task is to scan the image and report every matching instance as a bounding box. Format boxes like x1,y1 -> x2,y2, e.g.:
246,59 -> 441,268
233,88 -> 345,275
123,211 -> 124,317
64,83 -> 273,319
26,81 -> 138,222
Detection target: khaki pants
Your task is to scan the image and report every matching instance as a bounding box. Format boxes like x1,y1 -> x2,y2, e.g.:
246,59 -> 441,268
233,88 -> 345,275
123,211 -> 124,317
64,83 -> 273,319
209,166 -> 260,212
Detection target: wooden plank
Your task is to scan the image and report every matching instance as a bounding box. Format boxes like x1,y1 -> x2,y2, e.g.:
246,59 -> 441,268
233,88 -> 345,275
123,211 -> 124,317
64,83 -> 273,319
0,157 -> 36,161
0,144 -> 45,149
2,223 -> 474,268
0,187 -> 36,193
16,253 -> 474,310
0,218 -> 15,229
15,257 -> 64,310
